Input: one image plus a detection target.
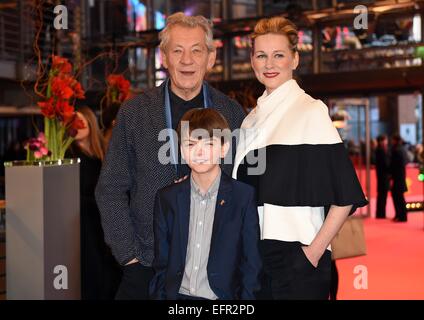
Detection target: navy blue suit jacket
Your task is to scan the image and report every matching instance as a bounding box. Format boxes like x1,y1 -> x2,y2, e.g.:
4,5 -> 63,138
149,173 -> 262,300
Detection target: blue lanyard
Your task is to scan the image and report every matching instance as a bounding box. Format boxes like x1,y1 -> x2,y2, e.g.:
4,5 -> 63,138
164,78 -> 211,174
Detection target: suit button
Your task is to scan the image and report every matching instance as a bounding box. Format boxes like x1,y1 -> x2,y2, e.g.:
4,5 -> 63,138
177,271 -> 182,276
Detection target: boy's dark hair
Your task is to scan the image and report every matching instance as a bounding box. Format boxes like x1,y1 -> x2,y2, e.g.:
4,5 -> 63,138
177,108 -> 231,144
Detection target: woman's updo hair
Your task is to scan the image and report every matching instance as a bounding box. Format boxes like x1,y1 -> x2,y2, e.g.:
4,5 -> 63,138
251,16 -> 299,54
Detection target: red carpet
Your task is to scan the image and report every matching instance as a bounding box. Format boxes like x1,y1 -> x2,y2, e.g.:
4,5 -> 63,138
336,212 -> 424,300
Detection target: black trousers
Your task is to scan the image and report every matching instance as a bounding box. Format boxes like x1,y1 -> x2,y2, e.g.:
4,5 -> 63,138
256,240 -> 331,300
329,260 -> 339,300
392,188 -> 407,221
115,263 -> 154,300
376,178 -> 389,218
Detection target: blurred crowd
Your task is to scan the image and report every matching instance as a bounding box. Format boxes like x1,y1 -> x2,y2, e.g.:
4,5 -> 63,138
346,137 -> 424,166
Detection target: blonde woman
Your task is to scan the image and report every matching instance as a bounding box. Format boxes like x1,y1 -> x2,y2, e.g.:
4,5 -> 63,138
233,17 -> 368,300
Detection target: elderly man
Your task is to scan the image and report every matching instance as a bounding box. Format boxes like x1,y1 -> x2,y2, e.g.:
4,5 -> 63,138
95,12 -> 245,300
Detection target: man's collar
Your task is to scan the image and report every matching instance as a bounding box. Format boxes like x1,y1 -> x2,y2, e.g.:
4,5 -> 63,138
168,84 -> 204,104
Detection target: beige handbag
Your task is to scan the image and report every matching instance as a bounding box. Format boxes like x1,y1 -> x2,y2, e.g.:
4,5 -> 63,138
331,216 -> 367,260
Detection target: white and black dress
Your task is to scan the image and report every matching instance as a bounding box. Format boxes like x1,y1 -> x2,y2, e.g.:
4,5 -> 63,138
232,79 -> 368,299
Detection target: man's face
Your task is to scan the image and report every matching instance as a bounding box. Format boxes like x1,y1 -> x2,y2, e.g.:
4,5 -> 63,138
161,25 -> 216,99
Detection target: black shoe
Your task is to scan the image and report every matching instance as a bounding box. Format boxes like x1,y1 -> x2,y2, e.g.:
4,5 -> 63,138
393,217 -> 407,222
376,216 -> 386,219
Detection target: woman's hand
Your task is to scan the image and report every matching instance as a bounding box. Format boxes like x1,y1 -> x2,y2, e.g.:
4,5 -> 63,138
305,204 -> 352,268
301,246 -> 322,268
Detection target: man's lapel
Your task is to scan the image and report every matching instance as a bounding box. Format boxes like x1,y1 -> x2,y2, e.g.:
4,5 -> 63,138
148,81 -> 167,133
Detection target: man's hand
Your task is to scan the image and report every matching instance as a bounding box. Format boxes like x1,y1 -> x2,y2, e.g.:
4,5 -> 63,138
125,258 -> 139,266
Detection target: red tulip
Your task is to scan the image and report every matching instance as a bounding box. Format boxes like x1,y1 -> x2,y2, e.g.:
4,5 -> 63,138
52,76 -> 74,100
107,74 -> 130,102
52,55 -> 72,74
55,99 -> 75,124
38,98 -> 56,118
73,82 -> 85,99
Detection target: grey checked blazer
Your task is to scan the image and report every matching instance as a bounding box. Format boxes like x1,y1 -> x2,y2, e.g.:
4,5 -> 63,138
95,80 -> 246,266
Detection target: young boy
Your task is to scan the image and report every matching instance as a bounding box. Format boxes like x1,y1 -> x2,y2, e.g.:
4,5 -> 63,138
149,108 -> 261,300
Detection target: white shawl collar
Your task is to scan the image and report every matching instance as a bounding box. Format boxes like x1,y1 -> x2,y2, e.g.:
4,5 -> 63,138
232,79 -> 341,178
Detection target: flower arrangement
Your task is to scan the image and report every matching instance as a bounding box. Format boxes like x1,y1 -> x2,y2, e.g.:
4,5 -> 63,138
28,55 -> 86,161
105,74 -> 131,104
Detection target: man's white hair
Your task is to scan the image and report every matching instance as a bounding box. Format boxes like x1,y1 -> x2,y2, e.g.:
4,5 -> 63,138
159,12 -> 215,52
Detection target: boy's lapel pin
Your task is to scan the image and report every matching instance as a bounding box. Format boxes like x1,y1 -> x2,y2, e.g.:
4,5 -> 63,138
219,199 -> 225,206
